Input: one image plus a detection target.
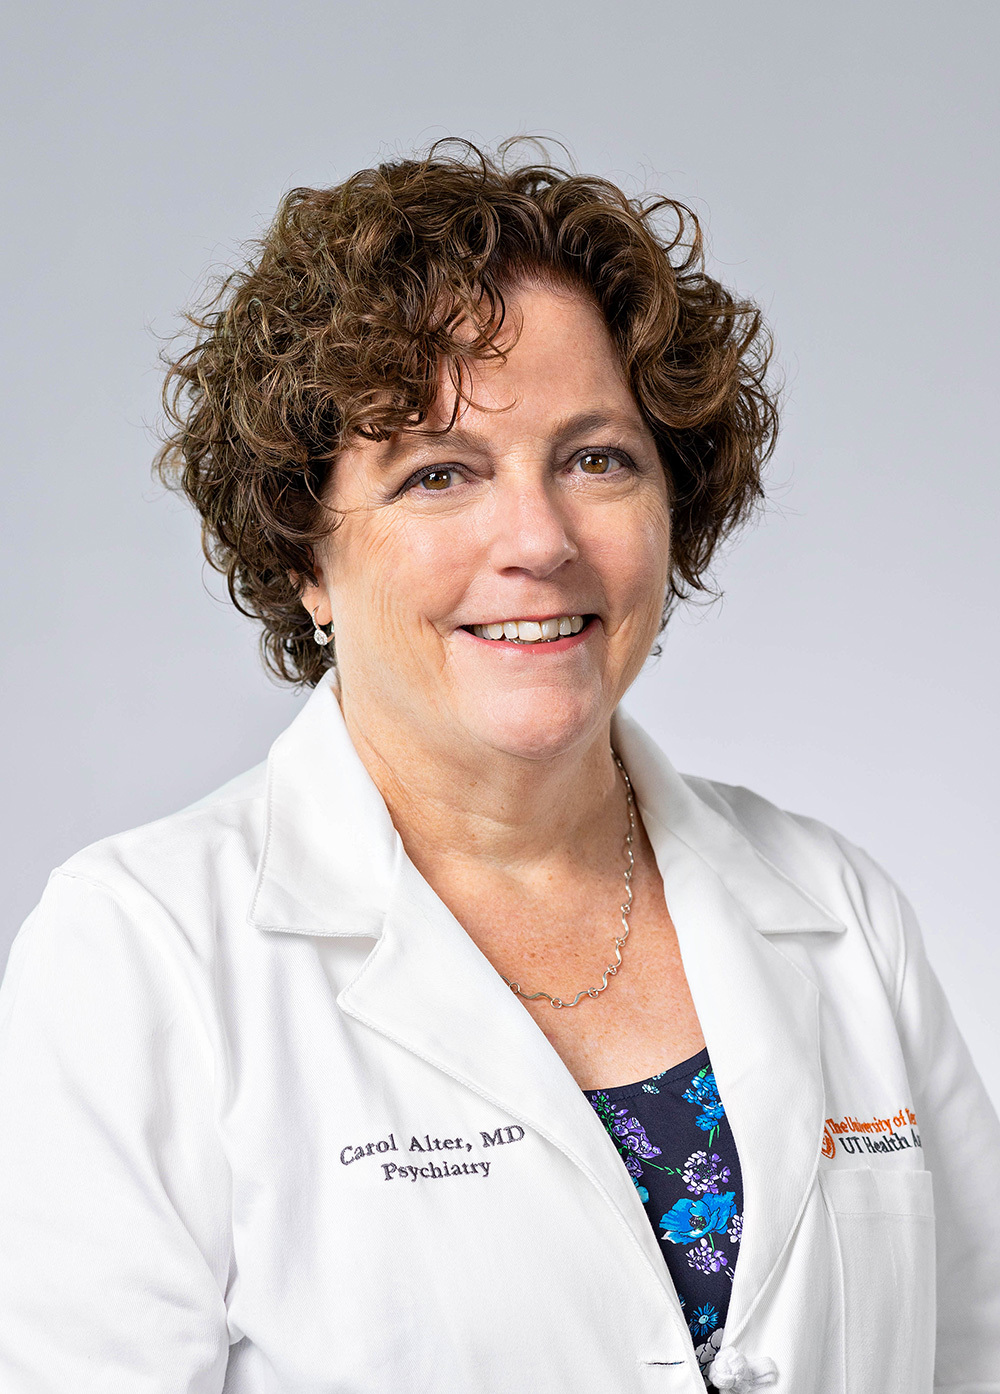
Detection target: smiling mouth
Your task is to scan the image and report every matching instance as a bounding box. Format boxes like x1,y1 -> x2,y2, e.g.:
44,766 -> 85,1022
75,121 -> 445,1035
462,615 -> 592,644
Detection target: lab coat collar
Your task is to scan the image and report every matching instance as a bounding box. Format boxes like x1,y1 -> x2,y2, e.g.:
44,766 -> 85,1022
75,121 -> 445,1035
249,672 -> 842,943
249,673 -> 845,1336
612,708 -> 844,936
248,675 -> 399,940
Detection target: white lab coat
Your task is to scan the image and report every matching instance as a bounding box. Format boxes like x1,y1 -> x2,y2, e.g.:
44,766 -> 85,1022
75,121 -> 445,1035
1,671 -> 998,1394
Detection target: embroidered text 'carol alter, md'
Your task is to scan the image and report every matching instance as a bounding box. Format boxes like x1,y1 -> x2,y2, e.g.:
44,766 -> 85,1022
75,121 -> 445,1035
339,1124 -> 527,1184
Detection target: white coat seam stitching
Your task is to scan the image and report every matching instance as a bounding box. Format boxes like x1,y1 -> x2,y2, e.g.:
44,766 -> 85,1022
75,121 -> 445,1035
246,749 -> 279,928
819,1166 -> 850,1392
888,882 -> 909,1021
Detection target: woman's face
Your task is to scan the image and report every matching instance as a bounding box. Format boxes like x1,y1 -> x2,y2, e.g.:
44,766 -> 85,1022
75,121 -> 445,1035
305,282 -> 671,765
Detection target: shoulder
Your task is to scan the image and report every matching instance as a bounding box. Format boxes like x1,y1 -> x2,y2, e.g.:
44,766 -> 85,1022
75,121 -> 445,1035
682,773 -> 908,998
11,761 -> 269,984
0,775 -> 268,1175
683,772 -> 890,894
59,760 -> 266,892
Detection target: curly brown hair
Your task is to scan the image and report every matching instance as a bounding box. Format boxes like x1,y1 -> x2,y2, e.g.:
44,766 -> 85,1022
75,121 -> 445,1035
155,138 -> 778,686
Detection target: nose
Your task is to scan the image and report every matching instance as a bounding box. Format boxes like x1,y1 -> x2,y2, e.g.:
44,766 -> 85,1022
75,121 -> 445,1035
487,475 -> 579,578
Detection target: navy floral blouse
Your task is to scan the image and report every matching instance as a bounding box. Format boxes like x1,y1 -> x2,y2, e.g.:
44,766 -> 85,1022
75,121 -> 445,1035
583,1048 -> 742,1377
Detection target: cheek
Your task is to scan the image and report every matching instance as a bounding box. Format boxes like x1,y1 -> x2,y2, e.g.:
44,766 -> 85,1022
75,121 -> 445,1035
587,495 -> 671,612
330,512 -> 478,630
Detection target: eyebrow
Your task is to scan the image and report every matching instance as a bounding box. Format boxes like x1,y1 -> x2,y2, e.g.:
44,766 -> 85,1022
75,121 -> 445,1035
376,409 -> 647,468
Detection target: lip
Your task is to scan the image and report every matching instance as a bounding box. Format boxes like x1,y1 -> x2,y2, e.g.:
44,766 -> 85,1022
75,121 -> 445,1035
455,615 -> 599,652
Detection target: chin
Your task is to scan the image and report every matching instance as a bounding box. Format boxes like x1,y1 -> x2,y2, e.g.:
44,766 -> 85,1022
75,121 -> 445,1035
460,688 -> 606,762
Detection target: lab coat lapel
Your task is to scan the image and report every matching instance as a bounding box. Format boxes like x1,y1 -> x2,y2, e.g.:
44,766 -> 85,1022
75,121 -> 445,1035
612,709 -> 845,1338
251,677 -> 680,1301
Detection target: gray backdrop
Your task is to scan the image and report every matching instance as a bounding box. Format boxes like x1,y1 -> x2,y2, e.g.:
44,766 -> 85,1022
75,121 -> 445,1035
2,0 -> 997,1102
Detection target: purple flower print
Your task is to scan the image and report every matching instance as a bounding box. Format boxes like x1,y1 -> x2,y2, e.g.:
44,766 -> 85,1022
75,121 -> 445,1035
608,1106 -> 662,1162
728,1213 -> 743,1244
686,1237 -> 729,1274
588,1092 -> 661,1182
682,1150 -> 731,1196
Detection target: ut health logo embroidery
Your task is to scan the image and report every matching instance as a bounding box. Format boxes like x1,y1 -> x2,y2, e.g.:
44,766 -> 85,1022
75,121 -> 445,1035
822,1106 -> 921,1159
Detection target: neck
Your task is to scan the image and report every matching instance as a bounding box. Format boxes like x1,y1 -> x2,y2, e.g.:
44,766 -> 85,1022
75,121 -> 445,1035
339,690 -> 625,882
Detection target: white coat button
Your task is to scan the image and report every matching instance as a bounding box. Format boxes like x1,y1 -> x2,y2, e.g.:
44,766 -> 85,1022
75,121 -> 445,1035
707,1345 -> 778,1392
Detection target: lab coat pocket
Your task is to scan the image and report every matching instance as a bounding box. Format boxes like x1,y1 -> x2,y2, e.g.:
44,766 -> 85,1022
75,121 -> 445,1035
819,1167 -> 935,1394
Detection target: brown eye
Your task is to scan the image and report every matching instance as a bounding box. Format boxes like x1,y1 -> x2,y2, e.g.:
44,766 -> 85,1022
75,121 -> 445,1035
420,469 -> 454,490
578,452 -> 614,474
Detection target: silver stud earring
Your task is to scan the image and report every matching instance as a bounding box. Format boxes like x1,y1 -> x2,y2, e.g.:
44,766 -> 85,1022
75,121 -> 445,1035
311,607 -> 333,647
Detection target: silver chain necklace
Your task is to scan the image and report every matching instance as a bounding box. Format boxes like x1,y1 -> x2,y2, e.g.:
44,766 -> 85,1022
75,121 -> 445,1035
499,751 -> 636,1009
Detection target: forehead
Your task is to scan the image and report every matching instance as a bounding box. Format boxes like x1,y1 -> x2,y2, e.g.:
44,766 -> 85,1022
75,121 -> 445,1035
392,283 -> 647,457
451,282 -> 633,416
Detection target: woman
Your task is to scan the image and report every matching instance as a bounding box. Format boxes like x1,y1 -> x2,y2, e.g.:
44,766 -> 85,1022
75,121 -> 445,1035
0,141 -> 997,1394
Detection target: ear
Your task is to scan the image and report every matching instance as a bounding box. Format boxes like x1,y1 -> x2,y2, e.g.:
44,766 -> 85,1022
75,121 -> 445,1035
290,569 -> 331,628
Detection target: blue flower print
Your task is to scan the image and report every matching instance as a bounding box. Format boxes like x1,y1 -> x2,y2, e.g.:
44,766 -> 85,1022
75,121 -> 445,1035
681,1069 -> 718,1111
583,1049 -> 741,1360
689,1303 -> 719,1335
682,1068 -> 725,1141
659,1191 -> 737,1245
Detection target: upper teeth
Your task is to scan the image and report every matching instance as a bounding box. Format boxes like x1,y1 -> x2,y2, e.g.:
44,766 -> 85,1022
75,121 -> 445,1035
469,615 -> 586,642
